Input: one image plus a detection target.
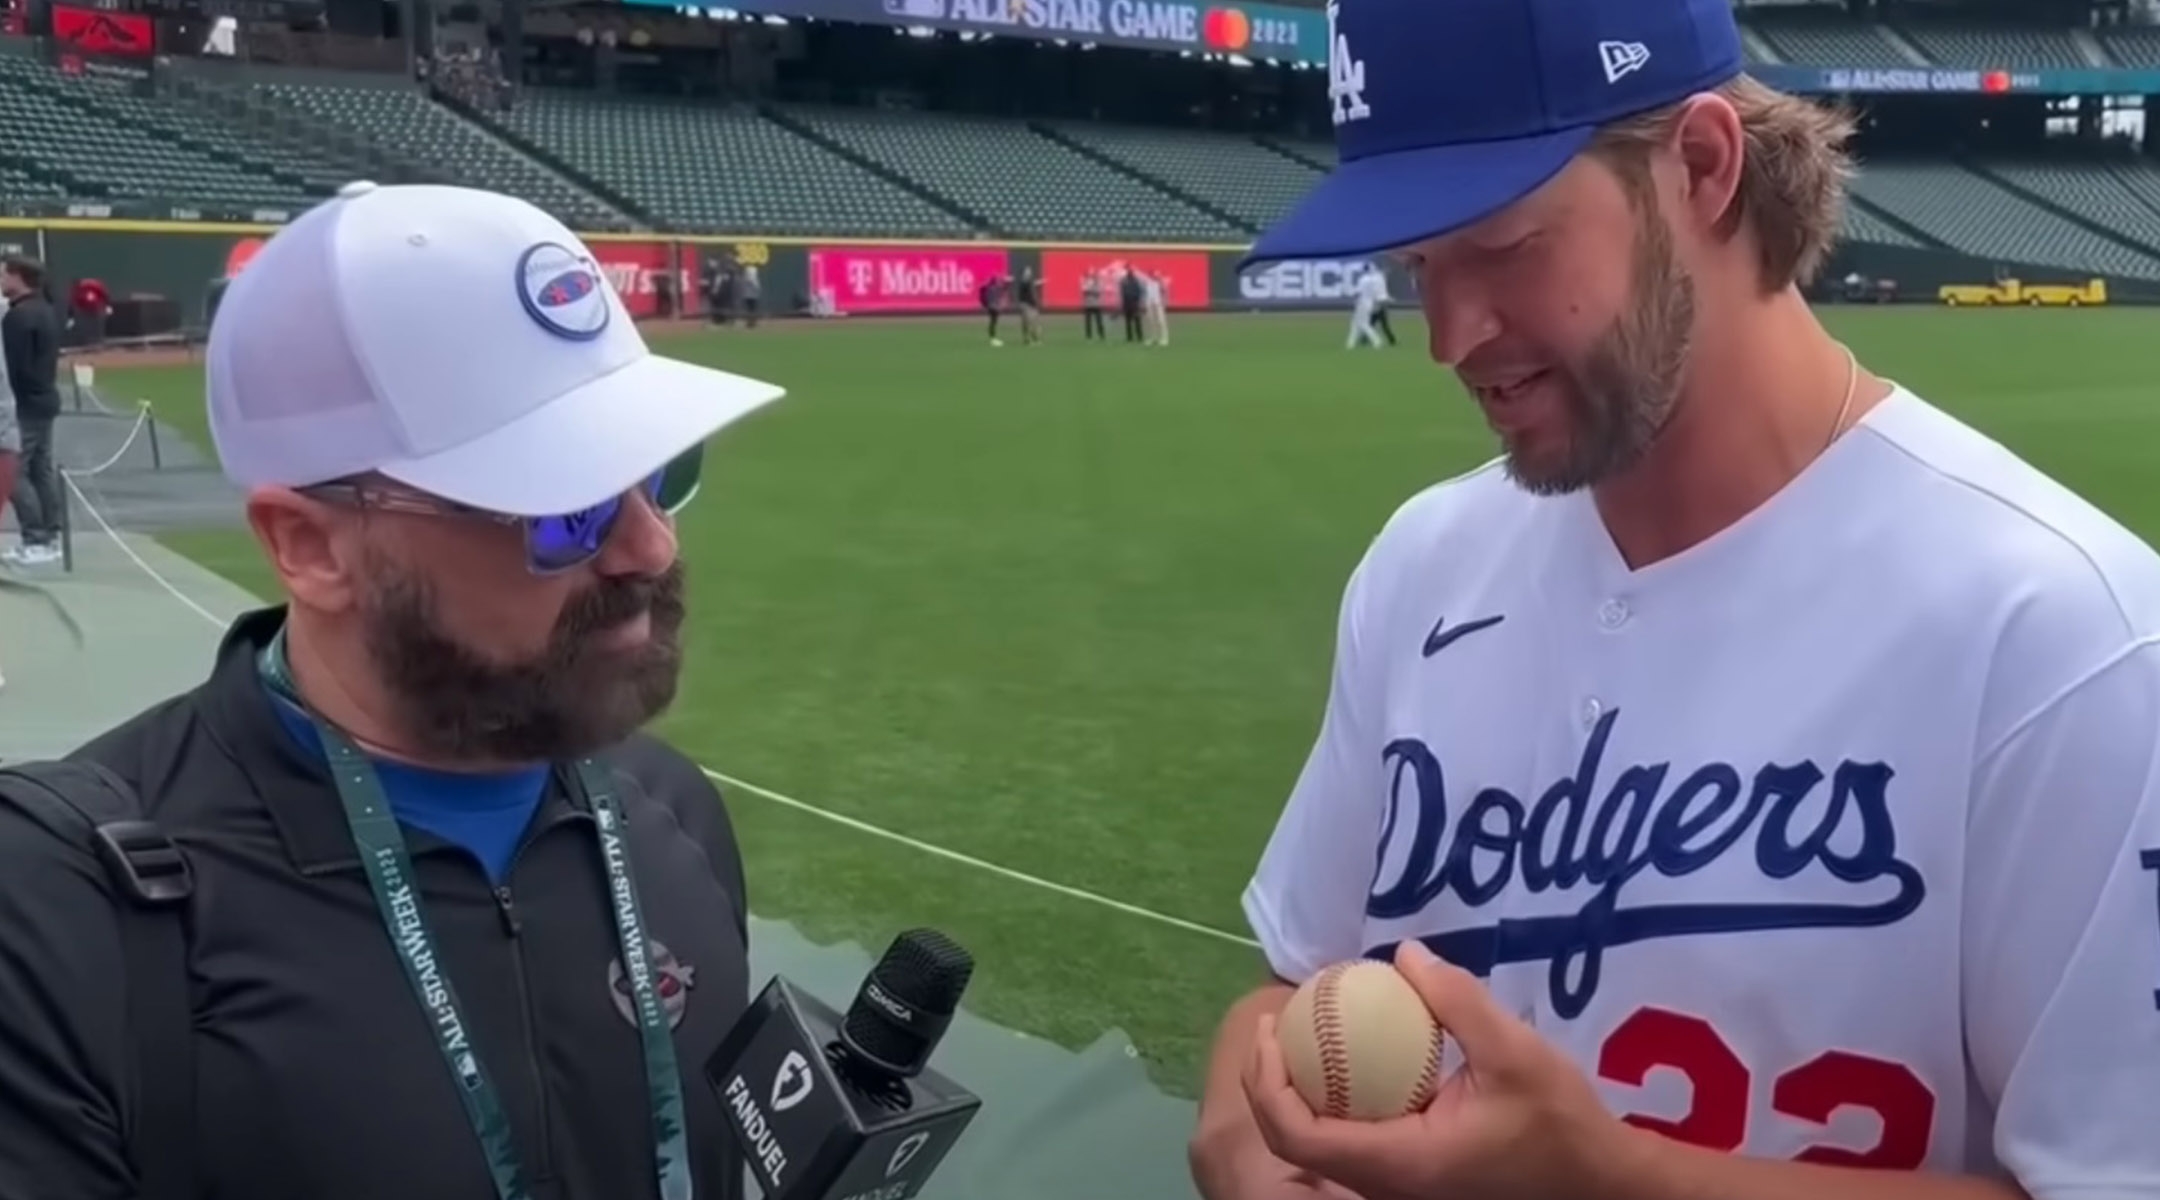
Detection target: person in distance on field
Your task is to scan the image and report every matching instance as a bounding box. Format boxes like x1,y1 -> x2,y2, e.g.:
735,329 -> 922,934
0,182 -> 788,1199
1190,0 -> 2160,1198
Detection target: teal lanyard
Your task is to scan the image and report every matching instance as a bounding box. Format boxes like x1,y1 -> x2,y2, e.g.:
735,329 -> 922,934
259,630 -> 693,1200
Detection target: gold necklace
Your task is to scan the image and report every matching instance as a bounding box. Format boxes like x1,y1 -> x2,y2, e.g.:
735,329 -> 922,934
1826,343 -> 1859,451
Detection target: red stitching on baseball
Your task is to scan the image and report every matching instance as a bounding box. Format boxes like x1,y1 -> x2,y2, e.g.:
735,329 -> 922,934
1313,963 -> 1353,1118
1408,1024 -> 1443,1111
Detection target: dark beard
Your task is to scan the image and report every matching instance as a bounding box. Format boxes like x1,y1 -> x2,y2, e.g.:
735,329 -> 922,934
359,556 -> 688,762
1503,207 -> 1695,497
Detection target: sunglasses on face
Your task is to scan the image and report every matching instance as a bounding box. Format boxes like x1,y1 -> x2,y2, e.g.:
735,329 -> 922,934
301,443 -> 705,575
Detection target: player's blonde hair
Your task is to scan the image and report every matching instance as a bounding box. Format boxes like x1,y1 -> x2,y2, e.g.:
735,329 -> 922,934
1588,75 -> 1858,292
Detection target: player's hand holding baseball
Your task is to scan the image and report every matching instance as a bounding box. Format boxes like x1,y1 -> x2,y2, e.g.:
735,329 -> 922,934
1243,940 -> 1636,1200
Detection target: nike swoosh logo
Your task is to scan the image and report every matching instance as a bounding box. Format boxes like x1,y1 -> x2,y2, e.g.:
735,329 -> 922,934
1423,614 -> 1505,658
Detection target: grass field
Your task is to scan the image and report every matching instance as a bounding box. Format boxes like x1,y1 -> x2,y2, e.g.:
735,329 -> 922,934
101,306 -> 2160,1097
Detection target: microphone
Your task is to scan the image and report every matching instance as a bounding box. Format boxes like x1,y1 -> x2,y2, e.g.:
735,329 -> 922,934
709,930 -> 983,1200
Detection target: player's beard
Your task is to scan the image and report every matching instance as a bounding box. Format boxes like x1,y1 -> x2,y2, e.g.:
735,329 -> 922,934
357,549 -> 688,762
1502,204 -> 1696,496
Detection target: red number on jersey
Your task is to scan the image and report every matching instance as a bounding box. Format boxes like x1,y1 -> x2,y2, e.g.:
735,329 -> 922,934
1595,1006 -> 1936,1169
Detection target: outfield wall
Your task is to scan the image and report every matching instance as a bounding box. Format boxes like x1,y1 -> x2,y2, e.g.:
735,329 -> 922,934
9,219 -> 2158,333
0,220 -> 1420,331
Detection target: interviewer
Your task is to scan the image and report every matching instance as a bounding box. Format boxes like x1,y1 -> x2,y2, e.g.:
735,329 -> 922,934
0,182 -> 787,1199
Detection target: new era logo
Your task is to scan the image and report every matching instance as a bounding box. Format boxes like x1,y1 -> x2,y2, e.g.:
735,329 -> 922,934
1598,40 -> 1650,84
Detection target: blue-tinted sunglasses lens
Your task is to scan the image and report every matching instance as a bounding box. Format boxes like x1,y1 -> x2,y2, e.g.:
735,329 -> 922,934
522,446 -> 705,572
527,497 -> 624,572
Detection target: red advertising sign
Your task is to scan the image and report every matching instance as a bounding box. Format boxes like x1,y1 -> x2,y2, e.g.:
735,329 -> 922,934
52,4 -> 153,57
1042,249 -> 1210,311
587,239 -> 699,319
809,246 -> 1009,314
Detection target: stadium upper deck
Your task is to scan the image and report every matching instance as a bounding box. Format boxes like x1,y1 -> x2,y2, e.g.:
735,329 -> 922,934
3,2 -> 2157,279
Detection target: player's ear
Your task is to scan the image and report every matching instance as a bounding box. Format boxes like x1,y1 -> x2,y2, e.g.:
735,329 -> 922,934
1670,92 -> 1745,238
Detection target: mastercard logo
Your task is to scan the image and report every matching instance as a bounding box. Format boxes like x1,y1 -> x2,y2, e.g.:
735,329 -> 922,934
1202,6 -> 1249,50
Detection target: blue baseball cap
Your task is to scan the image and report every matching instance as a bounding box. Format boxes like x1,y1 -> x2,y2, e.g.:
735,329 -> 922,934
1245,0 -> 1745,266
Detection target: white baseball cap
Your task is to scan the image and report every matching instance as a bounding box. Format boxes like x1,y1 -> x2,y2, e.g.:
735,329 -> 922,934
207,181 -> 785,517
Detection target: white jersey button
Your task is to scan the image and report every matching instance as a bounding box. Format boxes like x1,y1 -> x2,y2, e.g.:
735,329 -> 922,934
1581,696 -> 1605,728
1598,597 -> 1630,629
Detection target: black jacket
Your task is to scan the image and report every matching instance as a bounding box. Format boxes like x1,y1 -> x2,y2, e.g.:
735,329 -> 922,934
0,608 -> 752,1200
3,293 -> 59,419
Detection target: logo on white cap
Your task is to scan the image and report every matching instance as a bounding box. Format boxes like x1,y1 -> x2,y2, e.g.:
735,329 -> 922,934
1599,40 -> 1651,84
517,242 -> 611,341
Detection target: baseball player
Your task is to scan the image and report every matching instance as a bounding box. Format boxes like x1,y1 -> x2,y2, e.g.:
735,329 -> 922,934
1345,263 -> 1395,349
1142,270 -> 1170,346
1189,0 -> 2160,1198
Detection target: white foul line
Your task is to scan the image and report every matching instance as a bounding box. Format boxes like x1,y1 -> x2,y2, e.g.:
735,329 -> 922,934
702,766 -> 1261,949
62,481 -> 1263,951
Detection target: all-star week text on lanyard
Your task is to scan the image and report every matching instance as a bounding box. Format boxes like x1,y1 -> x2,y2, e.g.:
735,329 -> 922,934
260,629 -> 694,1200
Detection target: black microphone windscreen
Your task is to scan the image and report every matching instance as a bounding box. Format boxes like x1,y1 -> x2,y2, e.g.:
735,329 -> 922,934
839,929 -> 974,1079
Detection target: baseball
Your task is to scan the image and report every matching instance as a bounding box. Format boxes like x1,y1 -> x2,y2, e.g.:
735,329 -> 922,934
1277,960 -> 1445,1121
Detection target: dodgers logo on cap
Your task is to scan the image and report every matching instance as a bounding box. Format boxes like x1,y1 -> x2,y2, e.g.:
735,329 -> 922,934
516,242 -> 611,341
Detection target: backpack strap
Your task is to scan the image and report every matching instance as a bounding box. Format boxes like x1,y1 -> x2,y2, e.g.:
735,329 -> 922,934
0,760 -> 196,1200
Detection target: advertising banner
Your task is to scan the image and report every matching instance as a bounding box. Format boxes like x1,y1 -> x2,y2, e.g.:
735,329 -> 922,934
1748,63 -> 2160,96
52,4 -> 154,57
1041,249 -> 1210,310
809,245 -> 1009,314
627,0 -> 1325,64
1228,256 -> 1406,309
588,238 -> 699,319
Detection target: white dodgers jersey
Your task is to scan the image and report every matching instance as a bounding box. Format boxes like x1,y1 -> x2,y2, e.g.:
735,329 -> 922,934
1244,387 -> 2160,1195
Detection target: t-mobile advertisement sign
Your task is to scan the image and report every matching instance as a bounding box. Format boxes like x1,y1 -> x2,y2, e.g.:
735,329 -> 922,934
810,246 -> 1010,313
1234,258 -> 1404,308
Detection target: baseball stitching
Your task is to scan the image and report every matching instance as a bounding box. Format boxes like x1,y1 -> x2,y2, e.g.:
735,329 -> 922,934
1408,1024 -> 1443,1110
1313,963 -> 1353,1118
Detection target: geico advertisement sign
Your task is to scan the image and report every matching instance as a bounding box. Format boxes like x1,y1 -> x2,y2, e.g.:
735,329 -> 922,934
1238,259 -> 1380,305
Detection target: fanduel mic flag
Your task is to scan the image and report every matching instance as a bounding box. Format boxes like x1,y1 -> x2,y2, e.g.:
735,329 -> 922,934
709,930 -> 981,1200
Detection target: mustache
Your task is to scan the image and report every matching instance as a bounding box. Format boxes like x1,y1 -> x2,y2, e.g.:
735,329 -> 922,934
557,562 -> 686,639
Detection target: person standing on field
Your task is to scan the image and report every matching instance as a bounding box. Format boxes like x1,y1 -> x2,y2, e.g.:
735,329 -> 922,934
1345,263 -> 1396,348
1080,269 -> 1106,340
1119,267 -> 1145,343
1142,270 -> 1169,346
1014,267 -> 1044,345
0,181 -> 787,1200
0,289 -> 14,690
1189,0 -> 2160,1198
2,257 -> 61,568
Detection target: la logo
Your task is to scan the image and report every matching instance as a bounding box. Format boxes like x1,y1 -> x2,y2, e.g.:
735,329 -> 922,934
1326,0 -> 1370,126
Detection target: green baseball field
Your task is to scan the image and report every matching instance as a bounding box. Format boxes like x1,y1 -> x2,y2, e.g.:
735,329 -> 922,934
102,306 -> 2160,1098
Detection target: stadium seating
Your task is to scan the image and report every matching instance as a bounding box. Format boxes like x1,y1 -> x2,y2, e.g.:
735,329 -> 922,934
1749,15 -> 1916,67
2100,25 -> 2160,66
1897,25 -> 2093,70
1840,203 -> 1921,249
1986,160 -> 2160,258
776,104 -> 1247,243
0,58 -> 306,208
250,78 -> 630,228
1265,139 -> 1334,171
1042,122 -> 1320,231
491,91 -> 970,237
1850,161 -> 2160,278
9,60 -> 353,204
